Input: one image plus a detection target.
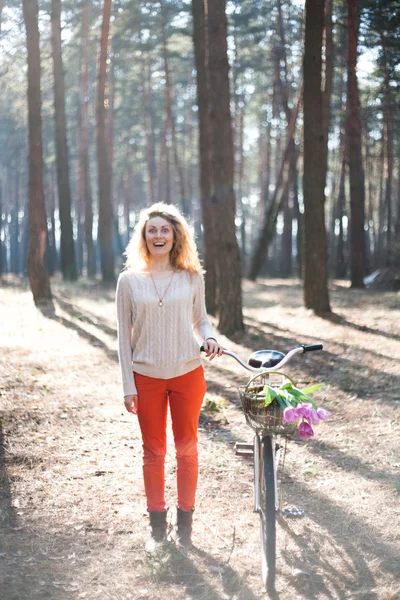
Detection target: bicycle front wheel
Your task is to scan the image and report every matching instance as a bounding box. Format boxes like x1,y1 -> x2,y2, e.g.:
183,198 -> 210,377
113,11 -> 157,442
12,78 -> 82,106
259,434 -> 278,593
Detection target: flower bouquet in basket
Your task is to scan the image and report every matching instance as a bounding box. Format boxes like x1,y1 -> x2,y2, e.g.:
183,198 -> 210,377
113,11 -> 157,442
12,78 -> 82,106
263,381 -> 330,440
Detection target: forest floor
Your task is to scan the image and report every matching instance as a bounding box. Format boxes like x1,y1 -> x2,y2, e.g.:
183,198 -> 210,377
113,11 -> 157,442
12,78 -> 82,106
0,276 -> 399,600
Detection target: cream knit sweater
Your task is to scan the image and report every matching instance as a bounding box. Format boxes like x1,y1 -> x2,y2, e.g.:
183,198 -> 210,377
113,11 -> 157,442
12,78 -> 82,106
116,270 -> 214,396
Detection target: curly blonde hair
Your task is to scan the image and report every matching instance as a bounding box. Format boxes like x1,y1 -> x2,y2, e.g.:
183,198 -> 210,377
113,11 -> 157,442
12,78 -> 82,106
124,203 -> 202,273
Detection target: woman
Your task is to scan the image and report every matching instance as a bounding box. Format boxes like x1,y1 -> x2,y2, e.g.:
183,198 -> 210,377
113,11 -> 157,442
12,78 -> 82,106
116,202 -> 222,551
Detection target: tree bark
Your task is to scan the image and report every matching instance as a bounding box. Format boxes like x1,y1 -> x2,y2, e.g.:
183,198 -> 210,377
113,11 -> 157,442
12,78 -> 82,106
139,29 -> 157,205
191,0 -> 217,314
45,165 -> 58,277
302,0 -> 331,312
322,0 -> 333,193
347,0 -> 365,287
261,117 -> 272,209
51,0 -> 77,281
10,153 -> 21,274
377,137 -> 385,265
78,0 -> 95,277
335,143 -> 347,278
395,157 -> 400,257
97,0 -> 115,282
207,0 -> 243,335
22,0 -> 52,304
383,72 -> 393,266
160,1 -> 188,215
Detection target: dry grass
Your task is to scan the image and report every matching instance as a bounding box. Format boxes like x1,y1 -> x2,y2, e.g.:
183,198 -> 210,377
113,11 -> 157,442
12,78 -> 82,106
0,275 -> 399,600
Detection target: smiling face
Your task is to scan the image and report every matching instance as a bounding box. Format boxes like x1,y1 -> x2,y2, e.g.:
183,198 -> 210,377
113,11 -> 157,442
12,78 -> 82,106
144,216 -> 175,261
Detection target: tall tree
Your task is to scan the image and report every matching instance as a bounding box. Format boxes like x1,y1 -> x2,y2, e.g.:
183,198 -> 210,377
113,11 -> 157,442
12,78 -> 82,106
207,0 -> 243,334
78,0 -> 96,277
302,0 -> 331,312
191,0 -> 217,314
22,0 -> 52,304
248,90 -> 302,281
51,0 -> 77,281
382,61 -> 394,266
347,0 -> 365,287
97,0 -> 115,282
160,1 -> 188,215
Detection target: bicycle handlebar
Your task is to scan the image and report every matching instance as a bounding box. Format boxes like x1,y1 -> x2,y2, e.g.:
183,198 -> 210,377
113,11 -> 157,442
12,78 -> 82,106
302,344 -> 323,352
200,343 -> 323,373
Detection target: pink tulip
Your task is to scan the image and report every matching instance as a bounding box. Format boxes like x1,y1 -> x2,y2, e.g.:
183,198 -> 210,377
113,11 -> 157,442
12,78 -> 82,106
282,407 -> 299,423
305,408 -> 320,425
317,408 -> 331,421
298,421 -> 314,440
296,403 -> 312,418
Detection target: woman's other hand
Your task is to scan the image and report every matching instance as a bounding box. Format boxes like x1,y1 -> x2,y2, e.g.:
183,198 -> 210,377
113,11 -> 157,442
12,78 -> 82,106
124,394 -> 138,414
203,338 -> 223,361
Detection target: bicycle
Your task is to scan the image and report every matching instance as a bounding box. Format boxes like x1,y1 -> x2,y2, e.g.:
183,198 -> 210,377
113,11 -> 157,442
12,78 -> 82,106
202,343 -> 323,595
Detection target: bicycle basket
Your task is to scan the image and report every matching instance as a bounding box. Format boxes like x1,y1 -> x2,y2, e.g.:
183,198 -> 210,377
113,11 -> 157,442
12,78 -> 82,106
238,372 -> 297,435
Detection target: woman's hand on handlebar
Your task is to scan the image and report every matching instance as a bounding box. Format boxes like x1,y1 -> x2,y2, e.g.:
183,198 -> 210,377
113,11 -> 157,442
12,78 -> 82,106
203,338 -> 224,361
124,394 -> 138,414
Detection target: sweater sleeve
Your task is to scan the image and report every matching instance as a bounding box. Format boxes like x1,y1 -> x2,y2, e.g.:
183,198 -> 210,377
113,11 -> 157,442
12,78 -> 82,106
192,272 -> 214,342
116,273 -> 137,396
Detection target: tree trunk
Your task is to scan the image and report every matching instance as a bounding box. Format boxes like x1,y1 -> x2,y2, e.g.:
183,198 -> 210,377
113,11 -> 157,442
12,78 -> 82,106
302,0 -> 331,312
248,90 -> 301,281
22,0 -> 52,304
139,36 -> 157,205
191,0 -> 217,314
207,0 -> 243,335
261,117 -> 272,208
10,156 -> 20,274
395,157 -> 400,258
377,137 -> 385,266
158,112 -> 171,204
97,0 -> 115,282
45,165 -> 57,276
237,105 -> 246,264
347,0 -> 365,287
335,145 -> 347,278
160,1 -> 188,215
51,0 -> 77,281
383,73 -> 393,266
322,0 -> 333,193
78,0 -> 95,277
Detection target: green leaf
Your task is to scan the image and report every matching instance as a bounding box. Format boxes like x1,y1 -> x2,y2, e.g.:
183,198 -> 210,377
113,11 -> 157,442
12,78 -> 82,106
275,394 -> 288,409
263,385 -> 278,407
301,383 -> 324,394
279,389 -> 294,406
279,382 -> 293,391
283,386 -> 318,408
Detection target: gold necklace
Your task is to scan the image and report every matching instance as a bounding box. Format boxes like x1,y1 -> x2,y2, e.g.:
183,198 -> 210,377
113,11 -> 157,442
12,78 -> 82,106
149,270 -> 175,307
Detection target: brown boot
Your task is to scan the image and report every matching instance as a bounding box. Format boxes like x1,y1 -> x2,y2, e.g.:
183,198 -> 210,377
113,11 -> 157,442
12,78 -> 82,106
146,510 -> 168,552
176,507 -> 194,550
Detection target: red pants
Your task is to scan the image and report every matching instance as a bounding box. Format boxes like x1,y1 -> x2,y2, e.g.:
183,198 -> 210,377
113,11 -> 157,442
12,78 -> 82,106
135,366 -> 206,512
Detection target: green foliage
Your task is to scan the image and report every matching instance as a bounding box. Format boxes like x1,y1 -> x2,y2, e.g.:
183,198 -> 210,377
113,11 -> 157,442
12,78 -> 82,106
262,382 -> 323,409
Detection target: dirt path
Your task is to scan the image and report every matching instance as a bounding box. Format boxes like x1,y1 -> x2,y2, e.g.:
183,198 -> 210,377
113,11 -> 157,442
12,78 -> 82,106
0,277 -> 399,600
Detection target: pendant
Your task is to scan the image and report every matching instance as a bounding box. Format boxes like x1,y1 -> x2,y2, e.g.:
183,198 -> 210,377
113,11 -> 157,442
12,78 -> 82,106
158,300 -> 163,307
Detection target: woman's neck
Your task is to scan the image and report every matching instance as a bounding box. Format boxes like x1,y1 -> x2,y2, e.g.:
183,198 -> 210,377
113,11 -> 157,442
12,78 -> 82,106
147,257 -> 173,272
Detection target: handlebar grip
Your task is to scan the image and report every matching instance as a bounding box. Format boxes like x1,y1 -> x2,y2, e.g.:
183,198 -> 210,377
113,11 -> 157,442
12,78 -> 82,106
302,344 -> 323,352
200,346 -> 204,352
